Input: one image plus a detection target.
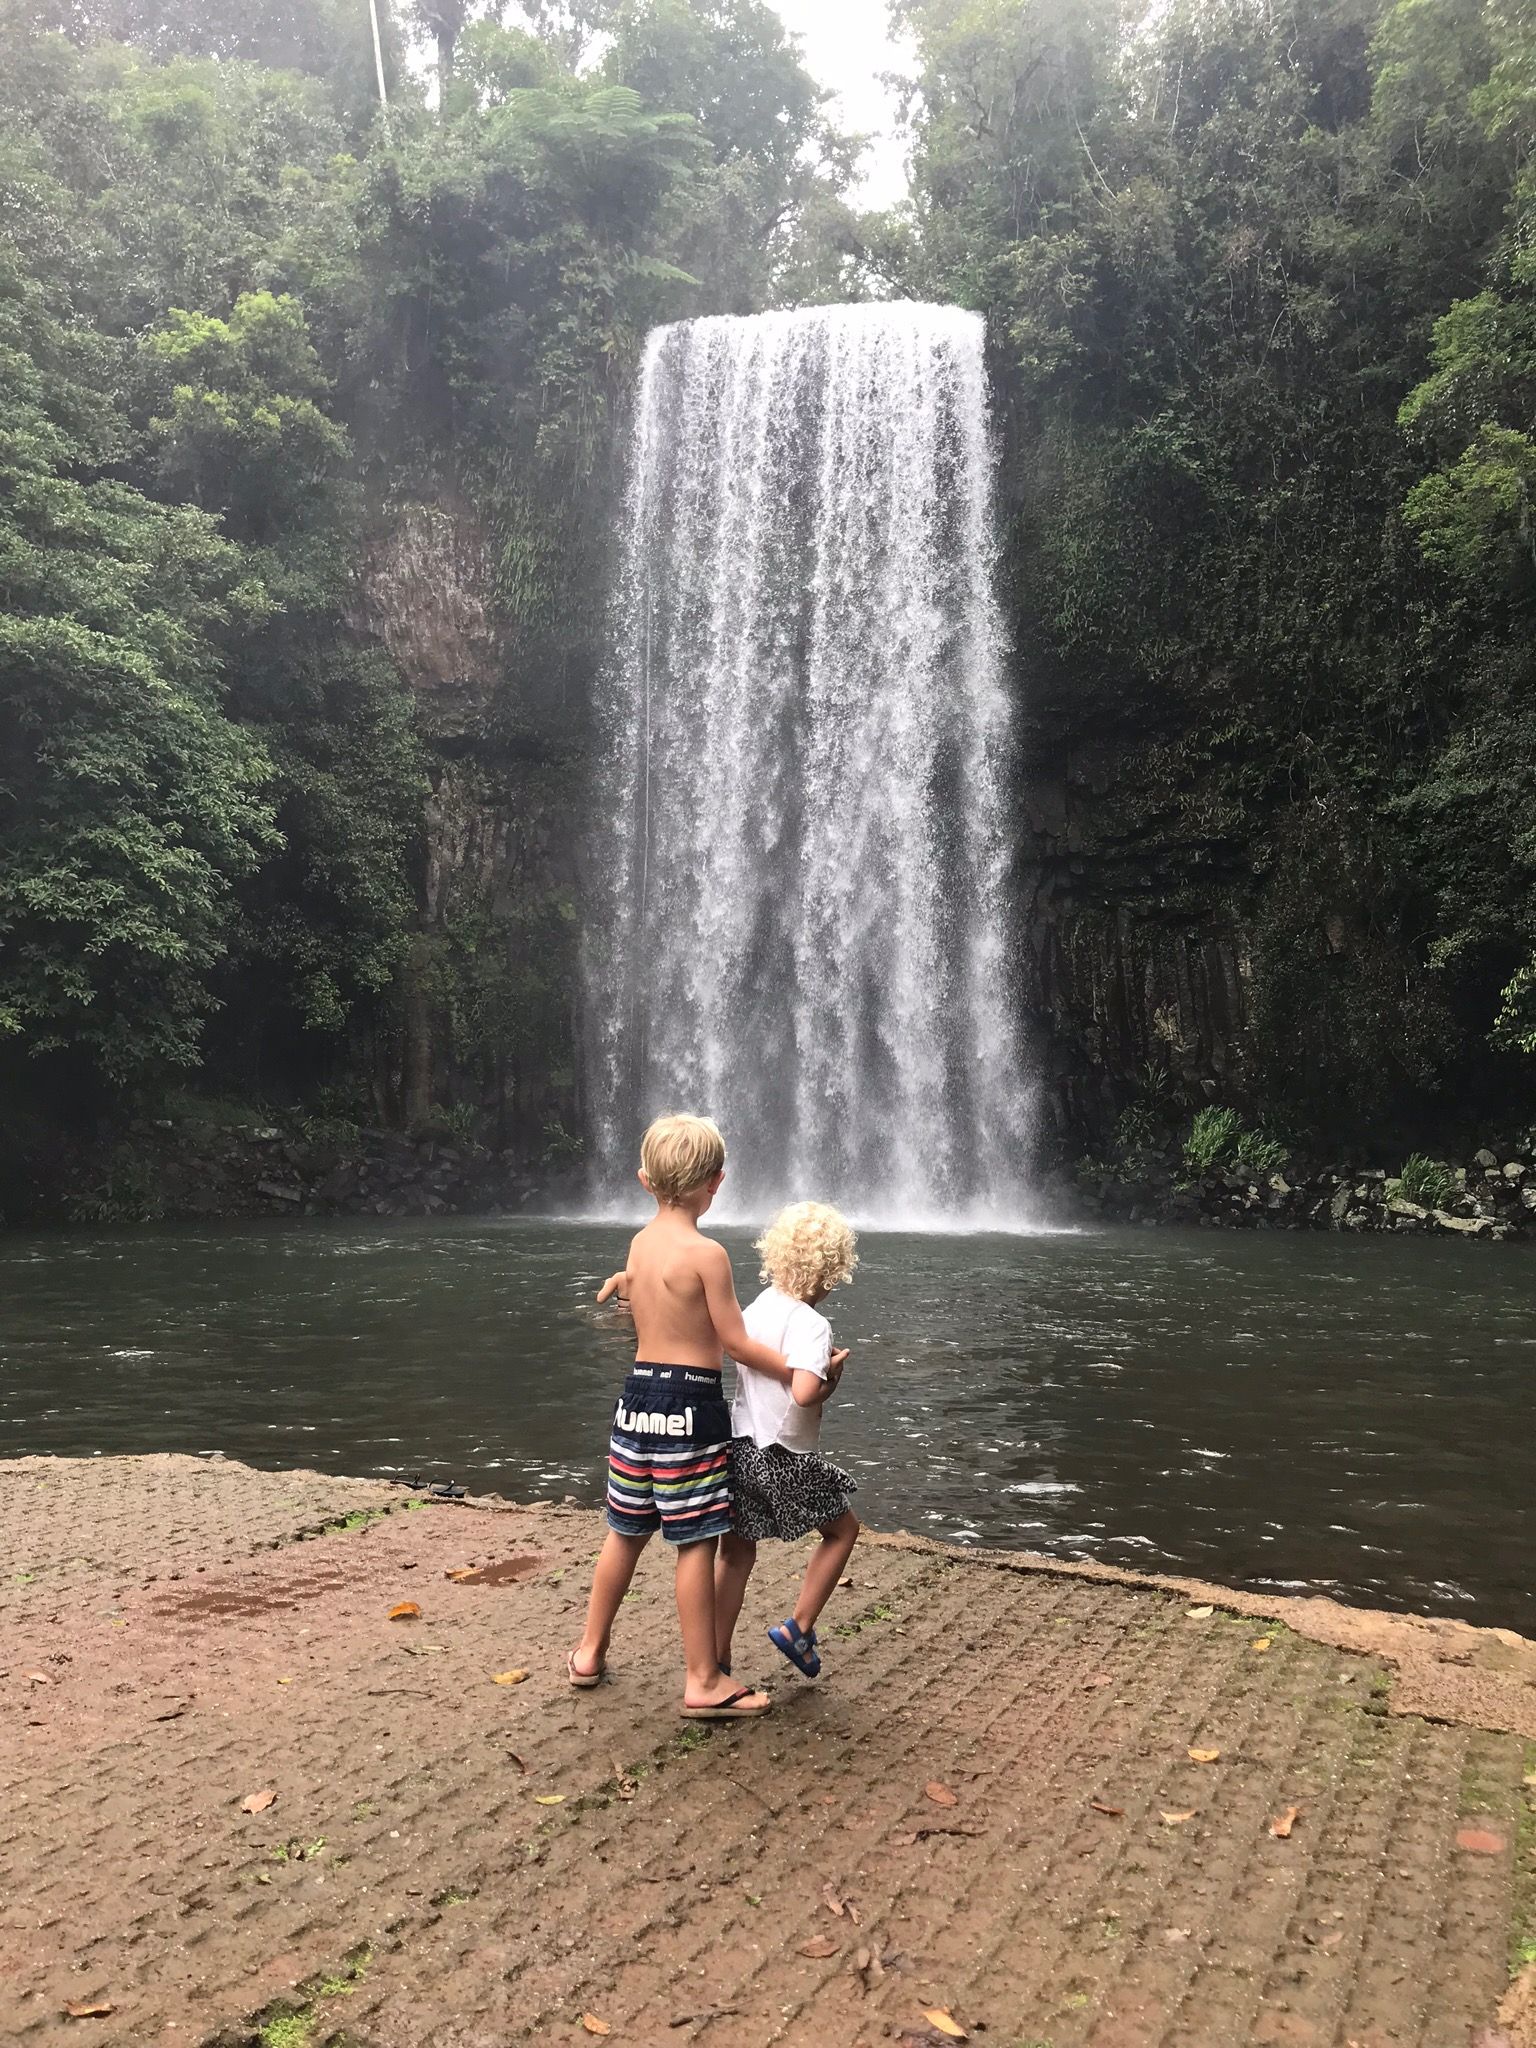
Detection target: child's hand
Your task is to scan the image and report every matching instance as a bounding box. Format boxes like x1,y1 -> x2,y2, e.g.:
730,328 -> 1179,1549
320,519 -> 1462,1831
827,1347 -> 850,1390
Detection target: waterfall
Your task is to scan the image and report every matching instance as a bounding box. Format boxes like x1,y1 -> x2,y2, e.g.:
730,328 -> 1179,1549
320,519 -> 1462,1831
583,303 -> 1035,1230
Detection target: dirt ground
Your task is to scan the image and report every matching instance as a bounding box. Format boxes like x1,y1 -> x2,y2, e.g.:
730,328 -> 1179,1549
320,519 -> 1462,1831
3,1455 -> 1533,2048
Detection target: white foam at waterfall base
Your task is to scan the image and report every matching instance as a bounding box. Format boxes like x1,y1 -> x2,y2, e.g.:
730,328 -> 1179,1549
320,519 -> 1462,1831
583,302 -> 1041,1233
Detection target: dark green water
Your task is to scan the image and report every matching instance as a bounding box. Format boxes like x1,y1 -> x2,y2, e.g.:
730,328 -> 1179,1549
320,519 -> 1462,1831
3,1218 -> 1531,1633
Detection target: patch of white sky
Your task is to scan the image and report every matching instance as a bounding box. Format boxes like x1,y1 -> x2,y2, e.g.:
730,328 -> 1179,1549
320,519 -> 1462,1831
764,1 -> 915,210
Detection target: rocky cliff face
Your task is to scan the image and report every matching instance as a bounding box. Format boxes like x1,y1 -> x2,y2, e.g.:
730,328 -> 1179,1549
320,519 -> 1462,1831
350,491 -> 581,1146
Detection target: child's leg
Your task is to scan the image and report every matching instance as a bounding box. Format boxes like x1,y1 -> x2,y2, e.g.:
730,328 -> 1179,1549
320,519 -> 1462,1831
675,1536 -> 768,1708
573,1526 -> 650,1676
714,1531 -> 758,1667
792,1511 -> 860,1636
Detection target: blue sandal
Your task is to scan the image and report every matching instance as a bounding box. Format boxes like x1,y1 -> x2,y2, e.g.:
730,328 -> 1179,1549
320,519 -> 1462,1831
768,1617 -> 821,1678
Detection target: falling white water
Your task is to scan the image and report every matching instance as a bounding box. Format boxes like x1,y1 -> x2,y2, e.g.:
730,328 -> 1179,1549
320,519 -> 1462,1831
584,303 -> 1035,1230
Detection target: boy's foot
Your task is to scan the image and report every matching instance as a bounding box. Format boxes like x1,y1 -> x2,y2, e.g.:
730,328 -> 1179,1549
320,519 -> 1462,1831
768,1617 -> 821,1678
680,1684 -> 771,1720
567,1648 -> 606,1689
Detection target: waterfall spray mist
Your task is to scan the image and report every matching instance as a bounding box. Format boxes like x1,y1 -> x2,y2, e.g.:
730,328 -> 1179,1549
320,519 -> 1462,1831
584,303 -> 1035,1230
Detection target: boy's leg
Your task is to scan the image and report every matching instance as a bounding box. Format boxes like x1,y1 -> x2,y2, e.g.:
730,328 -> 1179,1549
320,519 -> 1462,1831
675,1536 -> 768,1709
714,1531 -> 758,1668
573,1526 -> 650,1676
792,1511 -> 860,1636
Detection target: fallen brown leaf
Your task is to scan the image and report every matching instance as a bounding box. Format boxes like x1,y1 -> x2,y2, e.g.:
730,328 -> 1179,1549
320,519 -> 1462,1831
924,2011 -> 968,2041
1084,1671 -> 1113,1688
580,2018 -> 610,2038
491,1669 -> 529,1686
797,1934 -> 840,1958
63,2001 -> 114,2020
1160,1809 -> 1196,1826
822,1885 -> 845,1917
507,1751 -> 528,1773
1186,1605 -> 1214,1619
1187,1747 -> 1221,1764
1163,1927 -> 1191,1945
387,1602 -> 421,1621
153,1704 -> 188,1722
533,1794 -> 565,1806
1089,1799 -> 1125,1817
26,1671 -> 53,1687
612,1757 -> 638,1800
1456,1826 -> 1506,1855
1270,1805 -> 1300,1839
924,1781 -> 958,1807
239,1789 -> 276,1815
445,1567 -> 475,1581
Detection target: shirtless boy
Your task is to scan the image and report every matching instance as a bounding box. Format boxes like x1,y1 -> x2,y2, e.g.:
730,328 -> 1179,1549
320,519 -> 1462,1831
569,1113 -> 787,1718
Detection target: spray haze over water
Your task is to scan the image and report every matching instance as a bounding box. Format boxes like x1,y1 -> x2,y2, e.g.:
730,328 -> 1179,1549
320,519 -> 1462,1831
585,303 -> 1034,1229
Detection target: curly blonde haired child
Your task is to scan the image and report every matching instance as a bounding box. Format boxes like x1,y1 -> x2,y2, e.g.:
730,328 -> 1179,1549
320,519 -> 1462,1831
715,1201 -> 860,1681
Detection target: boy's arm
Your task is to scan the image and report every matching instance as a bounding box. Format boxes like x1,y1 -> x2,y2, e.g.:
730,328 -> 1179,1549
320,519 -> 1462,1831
698,1242 -> 791,1382
595,1270 -> 629,1304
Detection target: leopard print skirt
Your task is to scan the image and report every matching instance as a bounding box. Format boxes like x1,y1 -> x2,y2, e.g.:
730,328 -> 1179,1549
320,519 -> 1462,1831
727,1437 -> 858,1543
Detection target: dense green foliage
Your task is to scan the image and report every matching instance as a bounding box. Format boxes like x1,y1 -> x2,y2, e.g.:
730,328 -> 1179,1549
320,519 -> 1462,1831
887,0 -> 1536,1140
0,0 -> 853,1158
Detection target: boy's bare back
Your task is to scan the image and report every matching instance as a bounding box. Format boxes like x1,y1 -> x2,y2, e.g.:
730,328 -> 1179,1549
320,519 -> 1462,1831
623,1209 -> 735,1369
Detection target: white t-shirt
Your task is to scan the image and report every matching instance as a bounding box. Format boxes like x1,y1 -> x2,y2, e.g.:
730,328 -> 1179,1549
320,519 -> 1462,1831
732,1286 -> 832,1455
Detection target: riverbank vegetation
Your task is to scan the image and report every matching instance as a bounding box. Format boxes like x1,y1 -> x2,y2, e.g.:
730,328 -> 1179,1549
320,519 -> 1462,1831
5,0 -> 1536,1215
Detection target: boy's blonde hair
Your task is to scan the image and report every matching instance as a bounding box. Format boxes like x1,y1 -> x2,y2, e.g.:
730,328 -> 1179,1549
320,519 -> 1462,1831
639,1112 -> 727,1202
756,1201 -> 858,1301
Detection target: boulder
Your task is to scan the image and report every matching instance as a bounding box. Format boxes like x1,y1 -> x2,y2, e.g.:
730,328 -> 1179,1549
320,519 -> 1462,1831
1432,1209 -> 1492,1236
1474,1148 -> 1498,1168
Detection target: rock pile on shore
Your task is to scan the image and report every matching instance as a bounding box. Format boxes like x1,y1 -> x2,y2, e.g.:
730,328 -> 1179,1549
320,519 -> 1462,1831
1057,1145 -> 1536,1240
60,1118 -> 566,1224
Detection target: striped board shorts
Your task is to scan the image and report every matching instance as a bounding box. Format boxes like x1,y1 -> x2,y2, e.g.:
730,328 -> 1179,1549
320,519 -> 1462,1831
605,1364 -> 733,1545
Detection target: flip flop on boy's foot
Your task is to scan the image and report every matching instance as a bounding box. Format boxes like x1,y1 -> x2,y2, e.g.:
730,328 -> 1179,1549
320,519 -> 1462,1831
567,1649 -> 605,1689
680,1685 -> 771,1720
768,1617 -> 821,1678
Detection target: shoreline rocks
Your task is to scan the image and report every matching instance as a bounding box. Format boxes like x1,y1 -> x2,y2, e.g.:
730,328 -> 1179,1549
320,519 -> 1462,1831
1050,1141 -> 1536,1241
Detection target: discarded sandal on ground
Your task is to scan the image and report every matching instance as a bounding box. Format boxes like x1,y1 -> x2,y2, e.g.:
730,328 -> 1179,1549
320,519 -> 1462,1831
768,1617 -> 821,1678
567,1649 -> 605,1689
680,1686 -> 771,1720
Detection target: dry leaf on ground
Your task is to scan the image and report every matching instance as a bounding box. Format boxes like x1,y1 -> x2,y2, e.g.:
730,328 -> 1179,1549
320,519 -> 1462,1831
924,2011 -> 969,2040
445,1567 -> 475,1581
491,1669 -> 529,1686
924,1781 -> 958,1807
580,2018 -> 610,2038
533,1794 -> 565,1806
63,2001 -> 114,2019
797,1934 -> 840,1958
822,1885 -> 846,1917
1089,1799 -> 1125,1817
1186,1605 -> 1214,1619
1270,1805 -> 1300,1839
26,1671 -> 52,1686
1084,1671 -> 1113,1688
239,1789 -> 276,1815
1187,1747 -> 1221,1764
507,1751 -> 528,1774
1251,1636 -> 1274,1652
1160,1809 -> 1196,1825
387,1602 -> 421,1621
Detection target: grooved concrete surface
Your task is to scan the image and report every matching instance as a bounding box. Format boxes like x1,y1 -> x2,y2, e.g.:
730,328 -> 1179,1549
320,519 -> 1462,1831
2,1457 -> 1530,2048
